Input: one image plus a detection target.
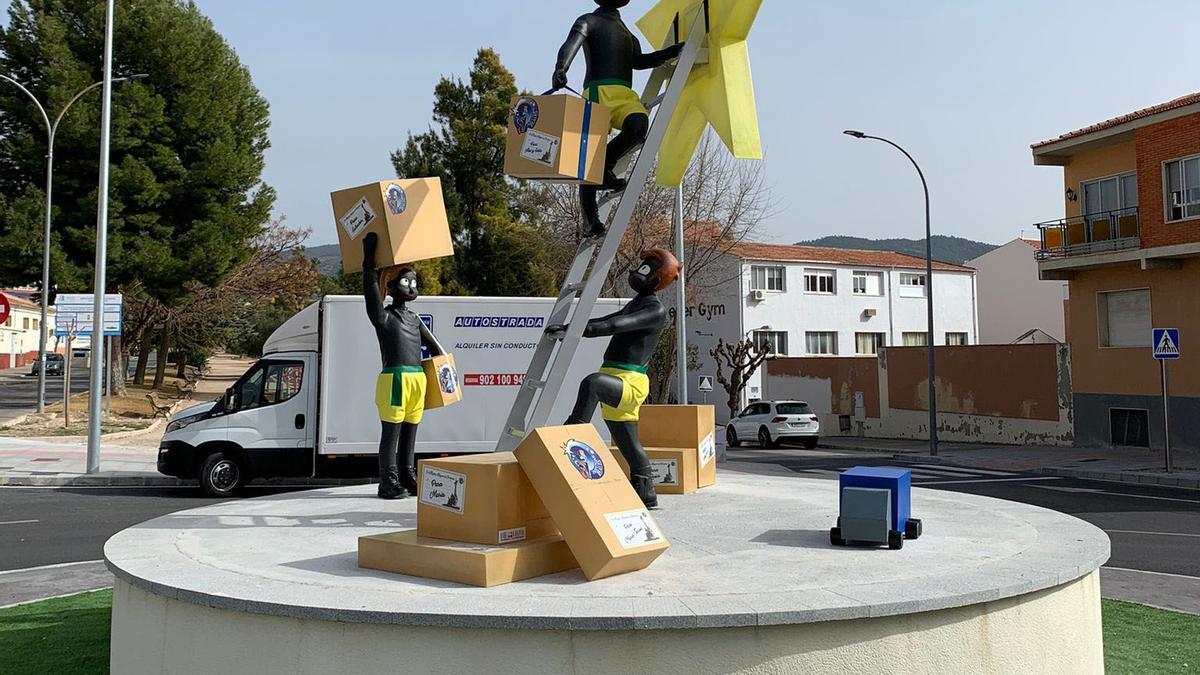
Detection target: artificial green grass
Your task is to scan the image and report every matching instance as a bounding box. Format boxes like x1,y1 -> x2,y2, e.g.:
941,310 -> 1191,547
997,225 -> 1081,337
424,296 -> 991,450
0,589 -> 111,675
0,591 -> 1196,673
1103,598 -> 1200,674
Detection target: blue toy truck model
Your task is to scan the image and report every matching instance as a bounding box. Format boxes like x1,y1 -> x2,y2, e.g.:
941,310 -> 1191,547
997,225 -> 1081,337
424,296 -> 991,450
830,466 -> 923,550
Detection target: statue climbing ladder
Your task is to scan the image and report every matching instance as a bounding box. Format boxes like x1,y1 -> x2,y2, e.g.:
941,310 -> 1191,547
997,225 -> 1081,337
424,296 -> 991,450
495,8 -> 708,453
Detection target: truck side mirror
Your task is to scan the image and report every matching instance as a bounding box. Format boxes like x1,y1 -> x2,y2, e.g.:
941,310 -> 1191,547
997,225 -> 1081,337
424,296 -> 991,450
224,387 -> 236,413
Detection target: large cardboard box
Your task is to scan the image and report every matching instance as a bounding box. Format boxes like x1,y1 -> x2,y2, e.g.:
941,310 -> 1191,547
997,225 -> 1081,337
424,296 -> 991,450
639,405 -> 717,488
611,447 -> 698,495
514,425 -> 669,581
330,178 -> 453,274
358,530 -> 577,588
422,354 -> 462,410
417,453 -> 557,545
504,95 -> 607,184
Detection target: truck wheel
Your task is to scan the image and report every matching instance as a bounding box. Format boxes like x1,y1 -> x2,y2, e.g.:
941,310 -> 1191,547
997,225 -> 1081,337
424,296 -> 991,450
726,426 -> 741,448
199,451 -> 245,498
888,530 -> 904,550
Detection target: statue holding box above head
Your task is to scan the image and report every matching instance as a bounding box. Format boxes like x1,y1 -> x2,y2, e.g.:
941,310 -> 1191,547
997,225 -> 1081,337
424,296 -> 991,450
546,248 -> 682,508
553,0 -> 683,238
363,233 -> 444,500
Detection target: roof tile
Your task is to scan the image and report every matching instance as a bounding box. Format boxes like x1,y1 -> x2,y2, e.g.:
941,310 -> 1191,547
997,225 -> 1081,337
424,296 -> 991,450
1032,92 -> 1200,149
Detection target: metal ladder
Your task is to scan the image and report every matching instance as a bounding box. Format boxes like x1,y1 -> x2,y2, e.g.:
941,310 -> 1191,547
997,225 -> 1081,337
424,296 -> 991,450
495,8 -> 707,453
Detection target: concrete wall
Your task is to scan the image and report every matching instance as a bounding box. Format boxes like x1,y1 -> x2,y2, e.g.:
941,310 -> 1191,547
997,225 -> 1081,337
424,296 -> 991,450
968,240 -> 1067,344
110,572 -> 1104,675
763,344 -> 1074,445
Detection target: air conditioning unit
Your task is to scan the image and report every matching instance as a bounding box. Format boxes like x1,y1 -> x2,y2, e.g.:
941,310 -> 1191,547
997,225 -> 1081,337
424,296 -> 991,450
750,289 -> 766,302
862,308 -> 878,318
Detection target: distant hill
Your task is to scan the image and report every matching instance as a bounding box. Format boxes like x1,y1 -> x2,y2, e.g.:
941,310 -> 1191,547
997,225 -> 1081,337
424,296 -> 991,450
794,235 -> 998,266
302,244 -> 342,275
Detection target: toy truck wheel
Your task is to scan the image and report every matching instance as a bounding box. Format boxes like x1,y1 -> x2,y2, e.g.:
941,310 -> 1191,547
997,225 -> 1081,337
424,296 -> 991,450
888,530 -> 904,550
830,527 -> 845,546
905,518 -> 923,540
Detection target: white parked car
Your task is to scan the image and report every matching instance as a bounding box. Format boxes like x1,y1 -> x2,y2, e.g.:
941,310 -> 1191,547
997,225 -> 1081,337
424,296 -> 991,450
727,400 -> 820,449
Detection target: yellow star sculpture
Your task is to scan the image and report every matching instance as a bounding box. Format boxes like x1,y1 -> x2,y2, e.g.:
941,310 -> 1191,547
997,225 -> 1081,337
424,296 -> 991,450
637,0 -> 763,187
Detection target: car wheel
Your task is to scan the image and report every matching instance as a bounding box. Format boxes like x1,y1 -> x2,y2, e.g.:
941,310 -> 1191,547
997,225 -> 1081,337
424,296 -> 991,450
726,426 -> 740,448
199,451 -> 246,498
758,427 -> 776,449
802,437 -> 818,449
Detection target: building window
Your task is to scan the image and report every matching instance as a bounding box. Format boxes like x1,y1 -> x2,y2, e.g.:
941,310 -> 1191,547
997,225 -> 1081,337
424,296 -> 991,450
803,269 -> 836,294
1097,289 -> 1150,348
1165,155 -> 1200,222
902,332 -> 928,347
855,332 -> 886,355
899,273 -> 927,298
1110,408 -> 1150,448
945,332 -> 968,346
805,331 -> 837,355
22,317 -> 30,330
753,330 -> 788,355
750,266 -> 786,292
852,271 -> 883,296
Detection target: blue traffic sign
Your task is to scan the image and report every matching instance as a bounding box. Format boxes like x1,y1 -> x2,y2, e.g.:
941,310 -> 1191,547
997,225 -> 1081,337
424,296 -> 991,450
1153,328 -> 1180,360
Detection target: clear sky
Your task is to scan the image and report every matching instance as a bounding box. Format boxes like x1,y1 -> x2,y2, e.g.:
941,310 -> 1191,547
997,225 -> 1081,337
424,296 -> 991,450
188,1 -> 1200,247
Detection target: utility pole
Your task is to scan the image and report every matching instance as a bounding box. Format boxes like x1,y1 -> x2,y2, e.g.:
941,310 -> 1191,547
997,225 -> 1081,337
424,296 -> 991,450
674,184 -> 688,405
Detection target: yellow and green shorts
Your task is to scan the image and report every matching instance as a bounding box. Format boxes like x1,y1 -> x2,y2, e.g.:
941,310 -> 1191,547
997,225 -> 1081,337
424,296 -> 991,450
375,365 -> 426,424
585,80 -> 648,131
598,361 -> 650,423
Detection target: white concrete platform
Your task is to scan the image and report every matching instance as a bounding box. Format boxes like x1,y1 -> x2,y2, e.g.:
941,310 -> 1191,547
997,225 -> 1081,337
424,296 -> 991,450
105,472 -> 1110,674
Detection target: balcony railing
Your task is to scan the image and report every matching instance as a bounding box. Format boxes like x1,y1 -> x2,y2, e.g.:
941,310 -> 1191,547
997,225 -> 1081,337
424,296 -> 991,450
1034,207 -> 1139,261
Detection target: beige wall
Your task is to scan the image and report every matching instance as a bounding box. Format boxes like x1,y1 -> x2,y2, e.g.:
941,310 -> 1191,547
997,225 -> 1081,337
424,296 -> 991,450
968,240 -> 1067,343
110,573 -> 1104,675
1062,139 -> 1137,218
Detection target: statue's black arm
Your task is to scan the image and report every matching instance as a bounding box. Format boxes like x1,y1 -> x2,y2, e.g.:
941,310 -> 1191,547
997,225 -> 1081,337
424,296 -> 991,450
362,235 -> 387,328
632,38 -> 683,70
583,304 -> 664,338
554,16 -> 590,82
419,321 -> 443,357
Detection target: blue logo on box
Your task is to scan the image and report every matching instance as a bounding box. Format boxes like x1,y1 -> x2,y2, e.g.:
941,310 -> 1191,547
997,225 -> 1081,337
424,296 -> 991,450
564,439 -> 605,480
385,184 -> 407,216
512,97 -> 539,134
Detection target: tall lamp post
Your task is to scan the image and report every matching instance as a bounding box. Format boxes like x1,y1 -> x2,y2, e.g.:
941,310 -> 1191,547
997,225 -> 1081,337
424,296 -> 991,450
0,72 -> 147,413
843,130 -> 938,456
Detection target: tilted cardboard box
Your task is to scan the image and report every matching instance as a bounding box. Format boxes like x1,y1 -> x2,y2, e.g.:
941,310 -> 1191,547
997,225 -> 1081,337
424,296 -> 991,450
330,178 -> 453,274
639,405 -> 717,488
417,453 -> 557,546
503,95 -> 607,184
358,530 -> 577,588
422,353 -> 462,410
610,447 -> 698,495
515,425 -> 669,581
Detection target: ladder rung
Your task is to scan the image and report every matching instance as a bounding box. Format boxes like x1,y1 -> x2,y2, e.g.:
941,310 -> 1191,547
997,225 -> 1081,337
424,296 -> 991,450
647,94 -> 665,109
564,282 -> 584,293
506,427 -> 526,439
524,379 -> 546,390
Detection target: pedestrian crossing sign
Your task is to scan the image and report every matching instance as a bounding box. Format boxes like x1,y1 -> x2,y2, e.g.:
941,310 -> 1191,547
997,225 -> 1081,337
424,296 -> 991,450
1153,328 -> 1180,360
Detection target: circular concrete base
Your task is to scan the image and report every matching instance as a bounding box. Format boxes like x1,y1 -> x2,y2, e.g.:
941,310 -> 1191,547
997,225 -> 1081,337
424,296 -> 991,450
105,471 -> 1109,674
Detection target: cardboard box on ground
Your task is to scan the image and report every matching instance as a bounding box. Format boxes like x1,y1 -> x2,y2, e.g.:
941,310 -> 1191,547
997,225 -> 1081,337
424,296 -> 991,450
638,405 -> 718,488
358,531 -> 576,588
515,424 -> 669,581
504,94 -> 607,184
330,178 -> 454,274
416,452 -> 557,546
611,447 -> 698,495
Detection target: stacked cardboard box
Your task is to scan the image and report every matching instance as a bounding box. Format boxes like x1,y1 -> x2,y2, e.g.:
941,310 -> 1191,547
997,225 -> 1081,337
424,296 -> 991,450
638,405 -> 718,488
610,447 -> 698,495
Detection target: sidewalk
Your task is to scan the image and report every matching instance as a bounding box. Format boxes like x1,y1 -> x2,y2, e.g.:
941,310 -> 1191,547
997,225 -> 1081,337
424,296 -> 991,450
819,437 -> 1200,490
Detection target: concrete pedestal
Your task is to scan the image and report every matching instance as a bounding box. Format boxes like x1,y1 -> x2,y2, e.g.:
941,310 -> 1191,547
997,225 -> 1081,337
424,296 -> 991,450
104,473 -> 1109,674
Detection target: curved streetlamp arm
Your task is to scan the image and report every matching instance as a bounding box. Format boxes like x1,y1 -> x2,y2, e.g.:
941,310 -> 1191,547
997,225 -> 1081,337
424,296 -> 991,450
0,72 -> 51,139
52,74 -> 148,134
859,134 -> 929,200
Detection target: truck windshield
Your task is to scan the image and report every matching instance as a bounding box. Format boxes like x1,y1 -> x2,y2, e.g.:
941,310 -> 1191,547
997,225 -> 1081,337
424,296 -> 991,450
236,361 -> 304,411
776,403 -> 812,415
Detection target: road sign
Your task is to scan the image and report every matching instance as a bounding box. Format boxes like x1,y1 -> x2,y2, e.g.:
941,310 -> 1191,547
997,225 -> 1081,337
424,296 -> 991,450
0,292 -> 9,325
54,293 -> 123,337
1153,328 -> 1180,360
698,375 -> 714,392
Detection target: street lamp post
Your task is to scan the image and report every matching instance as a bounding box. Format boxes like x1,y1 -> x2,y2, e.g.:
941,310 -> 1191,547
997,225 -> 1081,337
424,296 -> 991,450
0,72 -> 147,413
843,130 -> 938,456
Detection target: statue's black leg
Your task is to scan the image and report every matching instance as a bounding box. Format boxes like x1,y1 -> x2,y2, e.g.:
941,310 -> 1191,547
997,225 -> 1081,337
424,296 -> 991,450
398,422 -> 419,496
580,184 -> 604,238
607,419 -> 657,509
566,372 -> 624,424
377,421 -> 405,499
604,112 -> 649,184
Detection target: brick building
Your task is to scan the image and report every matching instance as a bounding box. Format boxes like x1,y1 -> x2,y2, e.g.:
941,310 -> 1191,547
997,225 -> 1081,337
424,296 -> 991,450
1032,92 -> 1200,450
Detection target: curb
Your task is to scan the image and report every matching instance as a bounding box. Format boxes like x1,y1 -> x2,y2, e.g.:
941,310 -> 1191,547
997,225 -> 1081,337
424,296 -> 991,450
0,475 -> 376,488
1032,467 -> 1200,491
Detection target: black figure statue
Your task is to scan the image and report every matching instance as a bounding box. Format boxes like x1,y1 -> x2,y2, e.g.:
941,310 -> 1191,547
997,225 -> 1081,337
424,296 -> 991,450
554,0 -> 683,238
363,233 -> 443,500
547,248 -> 682,508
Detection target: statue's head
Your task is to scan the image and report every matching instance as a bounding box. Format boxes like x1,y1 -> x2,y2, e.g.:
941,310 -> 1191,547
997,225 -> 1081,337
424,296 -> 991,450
595,0 -> 631,9
629,248 -> 681,294
384,266 -> 419,303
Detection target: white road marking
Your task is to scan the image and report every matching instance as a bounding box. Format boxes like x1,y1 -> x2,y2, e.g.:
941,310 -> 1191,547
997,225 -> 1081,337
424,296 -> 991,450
0,559 -> 103,576
1102,566 -> 1200,581
910,464 -> 1018,477
917,476 -> 1064,486
0,519 -> 38,526
1105,529 -> 1200,539
1032,484 -> 1200,504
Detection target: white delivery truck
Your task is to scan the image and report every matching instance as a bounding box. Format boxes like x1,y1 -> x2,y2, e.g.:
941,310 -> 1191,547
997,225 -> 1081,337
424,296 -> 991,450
157,295 -> 624,496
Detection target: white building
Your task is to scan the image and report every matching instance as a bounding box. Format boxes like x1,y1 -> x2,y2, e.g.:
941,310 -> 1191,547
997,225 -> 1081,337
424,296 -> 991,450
0,290 -> 56,370
965,238 -> 1067,344
677,243 -> 979,424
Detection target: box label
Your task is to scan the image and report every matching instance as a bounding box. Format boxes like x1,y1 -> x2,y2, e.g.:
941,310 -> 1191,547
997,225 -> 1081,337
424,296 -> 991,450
420,466 -> 465,514
339,197 -> 376,240
498,527 -> 526,544
650,459 -> 679,486
512,97 -> 540,133
436,362 -> 457,394
521,129 -> 560,167
605,509 -> 664,549
563,438 -> 606,480
384,183 -> 407,215
699,433 -> 716,467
